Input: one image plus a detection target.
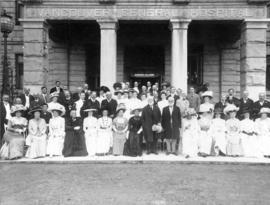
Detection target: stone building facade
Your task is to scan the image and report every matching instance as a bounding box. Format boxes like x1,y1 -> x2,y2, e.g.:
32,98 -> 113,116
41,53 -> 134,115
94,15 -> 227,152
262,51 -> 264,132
0,0 -> 270,101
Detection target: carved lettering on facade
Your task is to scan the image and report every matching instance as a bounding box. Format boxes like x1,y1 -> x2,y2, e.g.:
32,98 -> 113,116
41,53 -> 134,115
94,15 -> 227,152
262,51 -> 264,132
25,7 -> 266,20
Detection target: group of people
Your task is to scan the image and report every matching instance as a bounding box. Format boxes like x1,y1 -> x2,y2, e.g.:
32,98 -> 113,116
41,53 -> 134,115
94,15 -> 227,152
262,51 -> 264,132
0,80 -> 270,160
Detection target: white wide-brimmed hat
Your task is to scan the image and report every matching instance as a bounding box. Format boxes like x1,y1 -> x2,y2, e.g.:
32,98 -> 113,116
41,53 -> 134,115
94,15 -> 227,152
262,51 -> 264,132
48,103 -> 65,116
49,92 -> 59,99
224,104 -> 239,115
202,91 -> 213,98
259,107 -> 270,115
11,104 -> 26,114
183,108 -> 197,118
130,105 -> 143,115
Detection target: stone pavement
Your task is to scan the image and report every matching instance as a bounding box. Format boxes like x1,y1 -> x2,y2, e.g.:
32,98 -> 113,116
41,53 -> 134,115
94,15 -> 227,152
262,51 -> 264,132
1,153 -> 270,165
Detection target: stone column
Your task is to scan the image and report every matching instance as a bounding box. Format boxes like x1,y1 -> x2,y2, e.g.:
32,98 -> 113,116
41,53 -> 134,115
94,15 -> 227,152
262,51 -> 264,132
170,19 -> 191,93
240,19 -> 270,100
98,20 -> 118,91
21,19 -> 49,94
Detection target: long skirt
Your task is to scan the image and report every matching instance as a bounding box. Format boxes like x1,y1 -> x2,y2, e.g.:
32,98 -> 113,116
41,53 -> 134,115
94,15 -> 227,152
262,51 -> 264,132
182,131 -> 198,157
124,131 -> 142,157
47,135 -> 64,156
226,133 -> 243,156
85,129 -> 97,156
25,134 -> 47,159
0,131 -> 25,160
212,131 -> 227,155
198,130 -> 212,155
96,129 -> 111,154
259,134 -> 270,156
62,130 -> 88,157
113,132 -> 127,155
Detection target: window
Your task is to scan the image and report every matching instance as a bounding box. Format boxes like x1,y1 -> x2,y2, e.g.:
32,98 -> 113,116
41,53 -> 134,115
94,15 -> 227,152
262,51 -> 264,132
15,54 -> 24,90
267,56 -> 270,91
15,0 -> 24,25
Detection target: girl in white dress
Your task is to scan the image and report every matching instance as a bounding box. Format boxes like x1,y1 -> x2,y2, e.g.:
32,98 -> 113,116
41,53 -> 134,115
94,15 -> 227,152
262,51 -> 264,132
240,108 -> 262,158
97,108 -> 112,155
255,107 -> 270,157
198,104 -> 213,157
47,104 -> 66,157
182,108 -> 200,158
26,107 -> 47,159
83,108 -> 98,156
211,108 -> 226,156
224,104 -> 242,157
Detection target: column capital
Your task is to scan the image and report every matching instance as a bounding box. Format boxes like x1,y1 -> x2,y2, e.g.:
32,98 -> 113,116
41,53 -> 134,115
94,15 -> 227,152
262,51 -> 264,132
169,19 -> 191,30
97,19 -> 118,30
19,18 -> 48,29
242,19 -> 270,30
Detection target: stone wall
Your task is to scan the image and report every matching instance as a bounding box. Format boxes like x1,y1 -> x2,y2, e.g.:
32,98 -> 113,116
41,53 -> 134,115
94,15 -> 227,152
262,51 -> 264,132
48,41 -> 86,92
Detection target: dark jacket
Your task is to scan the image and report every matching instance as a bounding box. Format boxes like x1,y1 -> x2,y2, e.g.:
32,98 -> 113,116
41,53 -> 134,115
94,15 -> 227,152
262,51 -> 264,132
80,99 -> 100,118
162,106 -> 181,140
239,98 -> 254,116
141,104 -> 161,142
0,102 -> 7,143
101,99 -> 118,117
253,100 -> 270,119
226,96 -> 240,107
50,87 -> 64,94
41,111 -> 52,124
19,94 -> 34,107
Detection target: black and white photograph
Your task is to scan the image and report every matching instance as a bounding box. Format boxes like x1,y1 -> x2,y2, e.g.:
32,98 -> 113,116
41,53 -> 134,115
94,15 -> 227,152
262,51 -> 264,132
1,0 -> 270,204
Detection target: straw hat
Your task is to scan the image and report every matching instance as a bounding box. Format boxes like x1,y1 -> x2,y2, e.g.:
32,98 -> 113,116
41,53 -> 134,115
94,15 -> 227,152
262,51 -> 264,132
258,107 -> 270,115
83,108 -> 97,113
28,106 -> 42,114
48,103 -> 65,116
130,105 -> 143,115
202,91 -> 213,99
241,107 -> 251,116
223,104 -> 239,115
115,103 -> 126,115
49,92 -> 59,99
114,90 -> 123,95
11,104 -> 26,114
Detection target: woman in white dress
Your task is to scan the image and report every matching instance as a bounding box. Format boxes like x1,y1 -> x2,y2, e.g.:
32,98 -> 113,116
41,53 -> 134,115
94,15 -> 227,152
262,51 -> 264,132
224,104 -> 242,157
47,104 -> 66,157
97,108 -> 112,155
26,106 -> 47,159
0,105 -> 27,160
240,107 -> 262,158
83,108 -> 98,156
198,104 -> 213,157
211,108 -> 226,156
182,108 -> 200,158
47,92 -> 66,116
200,91 -> 214,114
255,107 -> 270,157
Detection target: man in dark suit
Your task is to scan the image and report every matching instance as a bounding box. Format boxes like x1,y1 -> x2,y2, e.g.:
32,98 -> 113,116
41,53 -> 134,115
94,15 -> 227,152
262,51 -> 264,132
19,88 -> 34,109
226,88 -> 240,107
162,97 -> 181,155
214,94 -> 227,119
253,92 -> 270,119
50,81 -> 64,94
39,86 -> 50,104
80,91 -> 100,118
239,90 -> 254,119
101,92 -> 118,118
141,97 -> 161,154
0,98 -> 7,145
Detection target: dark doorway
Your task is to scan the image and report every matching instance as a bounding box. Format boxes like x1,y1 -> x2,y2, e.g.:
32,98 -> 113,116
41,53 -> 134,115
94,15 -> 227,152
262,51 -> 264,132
124,45 -> 165,87
85,44 -> 100,90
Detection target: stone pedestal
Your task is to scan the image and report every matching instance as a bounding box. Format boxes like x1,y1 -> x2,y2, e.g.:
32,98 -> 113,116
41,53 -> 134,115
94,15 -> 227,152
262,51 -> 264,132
240,19 -> 270,100
21,19 -> 49,94
170,19 -> 191,93
98,20 -> 118,92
